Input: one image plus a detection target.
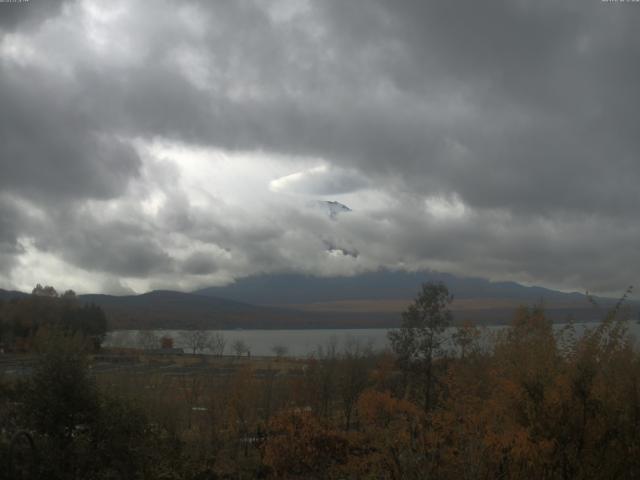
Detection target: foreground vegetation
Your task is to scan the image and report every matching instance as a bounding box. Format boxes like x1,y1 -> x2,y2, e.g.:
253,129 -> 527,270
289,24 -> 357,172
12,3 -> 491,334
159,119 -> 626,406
1,283 -> 640,479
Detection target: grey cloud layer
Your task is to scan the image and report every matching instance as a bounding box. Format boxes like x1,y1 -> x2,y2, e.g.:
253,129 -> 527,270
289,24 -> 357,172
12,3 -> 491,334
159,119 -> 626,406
0,0 -> 67,31
0,0 -> 638,293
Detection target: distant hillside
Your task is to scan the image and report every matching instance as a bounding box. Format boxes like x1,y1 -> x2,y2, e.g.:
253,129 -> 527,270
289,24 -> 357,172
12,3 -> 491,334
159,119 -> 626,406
1,272 -> 632,330
78,290 -> 429,330
2,288 -> 401,329
0,289 -> 29,301
78,290 -> 336,330
194,270 -> 590,305
192,270 -> 632,327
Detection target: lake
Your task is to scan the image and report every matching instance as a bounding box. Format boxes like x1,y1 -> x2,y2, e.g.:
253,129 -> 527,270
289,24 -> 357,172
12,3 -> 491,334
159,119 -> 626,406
105,321 -> 640,357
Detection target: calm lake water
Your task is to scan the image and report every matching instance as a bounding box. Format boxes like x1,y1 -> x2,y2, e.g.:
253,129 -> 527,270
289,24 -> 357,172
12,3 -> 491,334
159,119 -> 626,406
105,321 -> 640,357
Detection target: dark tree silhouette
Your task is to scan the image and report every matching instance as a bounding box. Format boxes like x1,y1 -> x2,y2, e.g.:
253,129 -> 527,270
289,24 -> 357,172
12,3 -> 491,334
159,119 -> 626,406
388,282 -> 453,412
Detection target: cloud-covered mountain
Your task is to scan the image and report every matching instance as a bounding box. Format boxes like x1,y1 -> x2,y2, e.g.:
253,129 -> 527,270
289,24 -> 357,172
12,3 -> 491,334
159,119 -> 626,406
194,270 -> 591,306
3,269 -> 631,329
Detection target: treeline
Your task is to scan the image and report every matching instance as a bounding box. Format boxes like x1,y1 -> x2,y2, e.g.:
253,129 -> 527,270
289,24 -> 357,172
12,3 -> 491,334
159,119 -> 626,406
261,285 -> 640,479
1,283 -> 640,479
0,330 -> 170,480
0,285 -> 107,351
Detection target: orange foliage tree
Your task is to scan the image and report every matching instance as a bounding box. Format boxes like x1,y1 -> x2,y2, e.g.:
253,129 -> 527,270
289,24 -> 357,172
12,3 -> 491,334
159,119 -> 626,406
262,409 -> 348,479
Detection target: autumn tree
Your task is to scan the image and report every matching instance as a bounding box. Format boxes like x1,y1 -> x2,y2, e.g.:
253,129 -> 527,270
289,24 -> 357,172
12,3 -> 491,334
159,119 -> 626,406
209,331 -> 227,357
271,344 -> 288,359
202,374 -> 230,462
16,328 -> 162,479
349,389 -> 426,480
180,373 -> 206,429
227,366 -> 259,459
61,289 -> 76,299
0,290 -> 107,352
262,409 -> 348,478
451,320 -> 481,359
338,337 -> 372,430
59,303 -> 107,348
179,329 -> 212,355
31,284 -> 58,297
388,282 -> 453,412
305,338 -> 339,422
160,335 -> 174,349
17,329 -> 97,477
232,339 -> 249,358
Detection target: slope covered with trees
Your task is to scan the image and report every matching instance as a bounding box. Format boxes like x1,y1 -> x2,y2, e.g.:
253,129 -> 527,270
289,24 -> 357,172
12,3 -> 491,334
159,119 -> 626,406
1,282 -> 639,479
0,285 -> 107,352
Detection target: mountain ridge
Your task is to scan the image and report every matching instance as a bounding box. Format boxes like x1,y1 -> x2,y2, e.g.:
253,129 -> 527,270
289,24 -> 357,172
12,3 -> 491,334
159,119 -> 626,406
1,271 -> 631,329
194,270 -> 593,305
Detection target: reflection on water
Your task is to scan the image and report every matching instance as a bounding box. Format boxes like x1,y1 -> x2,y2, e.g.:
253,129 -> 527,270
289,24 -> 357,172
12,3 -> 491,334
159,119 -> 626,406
105,321 -> 640,357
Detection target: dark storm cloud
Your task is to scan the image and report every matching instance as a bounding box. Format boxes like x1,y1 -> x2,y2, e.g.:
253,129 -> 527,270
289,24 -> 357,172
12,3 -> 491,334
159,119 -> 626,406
1,0 -> 639,292
36,213 -> 174,278
0,197 -> 22,250
93,0 -> 640,215
0,196 -> 26,274
304,0 -> 640,215
0,0 -> 68,31
182,252 -> 217,276
0,64 -> 141,202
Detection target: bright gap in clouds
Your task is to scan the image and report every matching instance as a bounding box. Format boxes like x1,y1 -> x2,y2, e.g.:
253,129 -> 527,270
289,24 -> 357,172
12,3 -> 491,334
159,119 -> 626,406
9,238 -> 134,295
2,139 -> 394,294
137,139 -> 384,214
139,139 -> 322,208
1,135 -> 481,295
269,164 -> 370,197
425,194 -> 467,220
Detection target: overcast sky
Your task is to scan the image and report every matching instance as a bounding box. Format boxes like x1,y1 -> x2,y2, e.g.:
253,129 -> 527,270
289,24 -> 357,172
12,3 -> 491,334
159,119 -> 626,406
0,0 -> 638,295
